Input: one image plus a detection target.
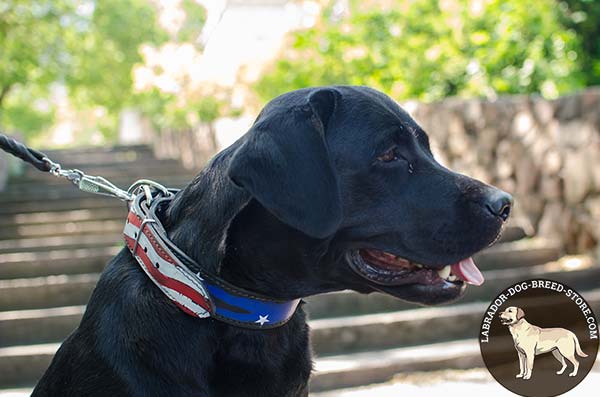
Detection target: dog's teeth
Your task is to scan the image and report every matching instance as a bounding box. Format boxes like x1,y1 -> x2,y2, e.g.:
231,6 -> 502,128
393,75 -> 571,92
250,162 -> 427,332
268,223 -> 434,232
437,266 -> 451,279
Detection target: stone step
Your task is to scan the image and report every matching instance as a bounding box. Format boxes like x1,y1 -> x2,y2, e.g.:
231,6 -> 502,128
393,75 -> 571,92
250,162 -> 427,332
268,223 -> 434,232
0,176 -> 193,203
0,343 -> 61,389
0,338 -> 482,390
461,255 -> 598,302
0,273 -> 100,311
18,158 -> 181,178
0,219 -> 124,240
310,339 -> 482,392
41,144 -> 152,157
14,169 -> 195,189
13,145 -> 154,167
312,366 -> 600,396
0,234 -> 122,254
472,237 -> 561,270
6,175 -> 167,188
7,363 -> 600,397
6,171 -> 193,195
0,306 -> 85,347
311,287 -> 600,356
14,164 -> 196,184
6,149 -> 158,178
0,198 -> 124,215
0,247 -> 120,279
0,387 -> 31,396
496,223 -> 528,243
0,208 -> 125,227
37,150 -> 156,167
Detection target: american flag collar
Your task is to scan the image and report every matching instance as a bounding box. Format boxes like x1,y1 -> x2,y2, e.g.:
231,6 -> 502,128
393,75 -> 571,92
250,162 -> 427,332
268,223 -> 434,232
123,192 -> 301,329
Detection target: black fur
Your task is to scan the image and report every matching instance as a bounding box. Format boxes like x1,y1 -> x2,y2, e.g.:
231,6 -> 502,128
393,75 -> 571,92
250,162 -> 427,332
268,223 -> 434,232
33,86 -> 510,396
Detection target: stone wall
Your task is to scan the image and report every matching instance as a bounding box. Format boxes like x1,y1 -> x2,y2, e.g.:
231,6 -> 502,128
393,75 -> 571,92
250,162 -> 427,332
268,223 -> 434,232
408,87 -> 600,255
152,124 -> 219,171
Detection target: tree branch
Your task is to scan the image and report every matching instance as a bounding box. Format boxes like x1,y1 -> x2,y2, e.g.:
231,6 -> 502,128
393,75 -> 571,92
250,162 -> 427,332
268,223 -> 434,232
0,84 -> 11,109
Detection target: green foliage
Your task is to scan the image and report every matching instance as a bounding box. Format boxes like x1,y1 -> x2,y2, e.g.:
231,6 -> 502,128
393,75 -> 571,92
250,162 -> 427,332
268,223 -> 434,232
0,1 -> 73,139
0,0 -> 166,141
65,0 -> 167,112
256,0 -> 586,103
133,0 -> 220,132
560,0 -> 600,85
0,86 -> 54,140
195,96 -> 221,123
177,0 -> 207,44
136,89 -> 223,132
0,1 -> 73,93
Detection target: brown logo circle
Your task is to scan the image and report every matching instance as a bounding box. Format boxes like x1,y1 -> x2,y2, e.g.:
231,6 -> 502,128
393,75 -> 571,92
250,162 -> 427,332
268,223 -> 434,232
480,279 -> 598,397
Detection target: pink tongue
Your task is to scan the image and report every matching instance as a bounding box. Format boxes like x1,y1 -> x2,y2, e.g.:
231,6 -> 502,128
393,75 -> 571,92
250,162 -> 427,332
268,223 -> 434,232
450,257 -> 484,286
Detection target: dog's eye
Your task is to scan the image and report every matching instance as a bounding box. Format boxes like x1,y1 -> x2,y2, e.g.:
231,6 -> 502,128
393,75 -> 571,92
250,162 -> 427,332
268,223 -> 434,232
376,147 -> 413,173
377,148 -> 399,163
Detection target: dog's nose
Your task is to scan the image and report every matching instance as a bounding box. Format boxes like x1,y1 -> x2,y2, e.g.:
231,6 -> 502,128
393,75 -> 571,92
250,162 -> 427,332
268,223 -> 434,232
485,190 -> 513,222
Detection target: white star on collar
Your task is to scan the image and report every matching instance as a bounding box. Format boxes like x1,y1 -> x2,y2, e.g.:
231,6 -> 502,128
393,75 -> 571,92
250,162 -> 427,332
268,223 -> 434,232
255,315 -> 270,326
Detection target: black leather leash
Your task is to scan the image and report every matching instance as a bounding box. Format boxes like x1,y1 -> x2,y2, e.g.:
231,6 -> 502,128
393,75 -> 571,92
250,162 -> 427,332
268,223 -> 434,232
0,133 -> 52,172
1,133 -> 139,200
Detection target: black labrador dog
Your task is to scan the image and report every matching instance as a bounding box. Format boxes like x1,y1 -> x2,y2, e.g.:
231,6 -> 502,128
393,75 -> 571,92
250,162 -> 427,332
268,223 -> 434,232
33,86 -> 511,396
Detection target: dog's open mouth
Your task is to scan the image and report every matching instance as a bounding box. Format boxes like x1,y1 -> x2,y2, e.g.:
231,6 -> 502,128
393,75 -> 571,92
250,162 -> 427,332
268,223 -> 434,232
500,317 -> 512,325
348,248 -> 485,287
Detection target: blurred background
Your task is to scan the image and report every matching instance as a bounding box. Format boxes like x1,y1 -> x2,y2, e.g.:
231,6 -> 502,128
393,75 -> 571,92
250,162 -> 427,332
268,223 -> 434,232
0,0 -> 599,395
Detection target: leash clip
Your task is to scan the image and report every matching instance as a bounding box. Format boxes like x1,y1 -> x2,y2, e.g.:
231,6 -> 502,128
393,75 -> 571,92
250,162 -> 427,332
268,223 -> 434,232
78,174 -> 134,201
43,157 -> 84,185
43,156 -> 133,201
44,160 -> 174,204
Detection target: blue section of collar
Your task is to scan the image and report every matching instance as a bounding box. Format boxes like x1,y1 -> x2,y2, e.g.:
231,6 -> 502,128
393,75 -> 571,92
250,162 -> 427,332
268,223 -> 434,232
204,283 -> 301,328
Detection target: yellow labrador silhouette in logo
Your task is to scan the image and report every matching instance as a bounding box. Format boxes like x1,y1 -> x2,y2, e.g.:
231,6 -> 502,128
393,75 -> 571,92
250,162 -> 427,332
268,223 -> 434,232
499,306 -> 588,380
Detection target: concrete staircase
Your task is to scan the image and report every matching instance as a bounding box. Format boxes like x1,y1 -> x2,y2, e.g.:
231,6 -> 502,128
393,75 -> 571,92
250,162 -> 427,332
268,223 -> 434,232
0,145 -> 598,394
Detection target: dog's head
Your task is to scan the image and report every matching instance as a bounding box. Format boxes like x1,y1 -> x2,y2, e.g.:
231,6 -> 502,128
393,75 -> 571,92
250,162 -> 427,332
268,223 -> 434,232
226,86 -> 511,305
499,306 -> 525,325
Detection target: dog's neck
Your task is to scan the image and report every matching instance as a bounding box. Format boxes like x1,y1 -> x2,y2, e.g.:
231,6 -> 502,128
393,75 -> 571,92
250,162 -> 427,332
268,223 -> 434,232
165,149 -> 339,300
165,149 -> 246,273
509,318 -> 530,331
221,199 -> 341,299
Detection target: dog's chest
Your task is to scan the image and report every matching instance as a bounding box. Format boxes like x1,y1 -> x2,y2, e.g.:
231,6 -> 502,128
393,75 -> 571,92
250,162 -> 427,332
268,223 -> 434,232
509,326 -> 529,347
509,324 -> 538,347
212,358 -> 311,396
208,311 -> 312,396
211,328 -> 312,395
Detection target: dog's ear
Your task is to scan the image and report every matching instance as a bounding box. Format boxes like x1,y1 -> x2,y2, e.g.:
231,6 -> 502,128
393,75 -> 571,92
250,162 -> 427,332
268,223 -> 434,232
227,88 -> 342,239
516,307 -> 525,320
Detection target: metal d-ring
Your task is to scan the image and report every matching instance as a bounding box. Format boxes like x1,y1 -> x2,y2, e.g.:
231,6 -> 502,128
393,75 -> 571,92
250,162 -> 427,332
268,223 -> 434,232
132,218 -> 157,255
128,179 -> 172,197
127,179 -> 173,205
